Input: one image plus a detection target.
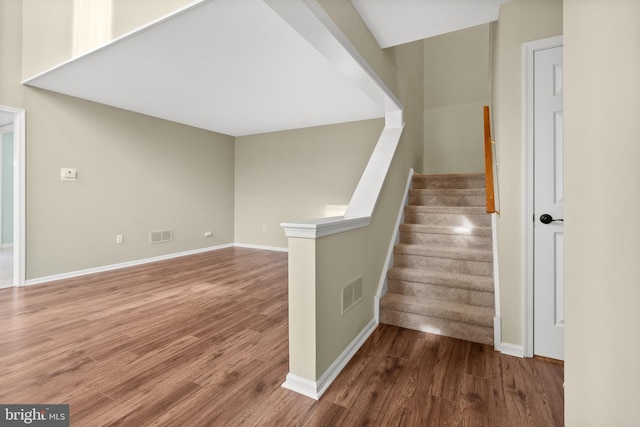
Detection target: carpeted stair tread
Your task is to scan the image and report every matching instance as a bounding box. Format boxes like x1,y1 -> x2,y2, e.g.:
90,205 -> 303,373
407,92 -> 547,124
380,293 -> 494,327
387,267 -> 494,292
399,223 -> 492,237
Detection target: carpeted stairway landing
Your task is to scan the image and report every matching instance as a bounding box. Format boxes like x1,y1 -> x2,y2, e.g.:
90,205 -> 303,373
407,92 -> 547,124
380,173 -> 495,345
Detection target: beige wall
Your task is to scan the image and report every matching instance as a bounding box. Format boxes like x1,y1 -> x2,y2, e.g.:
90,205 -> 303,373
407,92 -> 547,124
22,0 -> 74,79
564,0 -> 640,425
21,0 -> 192,79
1,2 -> 23,104
287,237 -> 317,379
234,120 -> 383,249
25,92 -> 234,279
111,0 -> 194,38
423,24 -> 491,174
4,1 -> 235,280
492,0 -> 563,345
316,227 -> 369,375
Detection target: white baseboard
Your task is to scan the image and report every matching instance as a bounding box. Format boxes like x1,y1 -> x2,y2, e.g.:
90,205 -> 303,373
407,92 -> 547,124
23,243 -> 291,287
234,243 -> 288,252
25,243 -> 235,286
497,342 -> 524,358
281,373 -> 319,400
282,317 -> 378,400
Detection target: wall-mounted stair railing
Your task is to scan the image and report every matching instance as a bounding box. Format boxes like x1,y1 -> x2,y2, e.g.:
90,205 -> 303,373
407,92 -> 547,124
483,106 -> 499,214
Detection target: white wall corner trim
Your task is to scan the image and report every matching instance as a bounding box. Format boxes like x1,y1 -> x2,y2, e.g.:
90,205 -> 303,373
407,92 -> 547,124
25,244 -> 235,287
375,167 -> 414,321
283,317 -> 378,400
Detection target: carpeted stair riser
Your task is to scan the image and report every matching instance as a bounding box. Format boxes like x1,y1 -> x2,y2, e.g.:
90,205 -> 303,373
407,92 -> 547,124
409,191 -> 485,207
394,243 -> 492,262
387,267 -> 494,292
399,229 -> 492,249
404,211 -> 491,228
399,224 -> 492,237
394,254 -> 493,277
380,309 -> 493,345
387,278 -> 494,307
381,293 -> 493,325
393,243 -> 493,276
412,173 -> 486,190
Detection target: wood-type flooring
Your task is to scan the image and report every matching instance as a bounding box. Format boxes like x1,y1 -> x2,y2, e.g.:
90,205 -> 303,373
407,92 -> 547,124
0,247 -> 564,426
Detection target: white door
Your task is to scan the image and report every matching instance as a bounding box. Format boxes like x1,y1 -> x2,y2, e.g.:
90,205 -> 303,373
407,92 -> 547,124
533,45 -> 564,360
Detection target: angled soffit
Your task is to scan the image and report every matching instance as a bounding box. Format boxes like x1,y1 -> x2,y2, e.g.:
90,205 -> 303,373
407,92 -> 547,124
23,0 -> 385,137
351,0 -> 511,48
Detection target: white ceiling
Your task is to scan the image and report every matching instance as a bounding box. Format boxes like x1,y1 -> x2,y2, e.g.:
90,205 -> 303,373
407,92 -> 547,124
351,0 -> 510,48
23,0 -> 385,137
23,0 -> 507,137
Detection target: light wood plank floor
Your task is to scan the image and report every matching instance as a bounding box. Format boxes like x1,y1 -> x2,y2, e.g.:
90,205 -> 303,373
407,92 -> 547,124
0,247 -> 564,426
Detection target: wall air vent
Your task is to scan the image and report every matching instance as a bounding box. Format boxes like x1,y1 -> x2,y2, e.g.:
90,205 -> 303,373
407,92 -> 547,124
150,229 -> 173,244
342,276 -> 364,315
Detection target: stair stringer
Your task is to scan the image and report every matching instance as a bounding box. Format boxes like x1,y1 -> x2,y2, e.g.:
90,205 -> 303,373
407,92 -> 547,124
374,168 -> 415,322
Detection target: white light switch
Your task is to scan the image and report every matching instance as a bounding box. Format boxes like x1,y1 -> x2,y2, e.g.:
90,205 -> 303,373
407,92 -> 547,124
61,168 -> 77,181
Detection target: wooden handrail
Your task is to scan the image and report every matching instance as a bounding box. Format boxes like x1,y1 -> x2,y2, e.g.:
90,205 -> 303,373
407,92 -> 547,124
483,106 -> 497,214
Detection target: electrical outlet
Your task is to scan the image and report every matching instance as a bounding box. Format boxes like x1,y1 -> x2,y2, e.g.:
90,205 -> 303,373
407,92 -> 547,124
262,224 -> 267,232
61,168 -> 77,181
204,231 -> 212,237
116,235 -> 123,244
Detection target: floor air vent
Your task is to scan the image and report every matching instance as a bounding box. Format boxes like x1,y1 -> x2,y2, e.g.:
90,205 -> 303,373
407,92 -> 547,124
150,229 -> 173,244
342,276 -> 363,315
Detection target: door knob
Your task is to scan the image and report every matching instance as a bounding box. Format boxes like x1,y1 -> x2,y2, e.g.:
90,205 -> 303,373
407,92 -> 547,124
540,214 -> 564,224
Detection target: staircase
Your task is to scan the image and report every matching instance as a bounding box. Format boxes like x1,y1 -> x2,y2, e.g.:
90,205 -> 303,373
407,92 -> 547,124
380,173 -> 495,345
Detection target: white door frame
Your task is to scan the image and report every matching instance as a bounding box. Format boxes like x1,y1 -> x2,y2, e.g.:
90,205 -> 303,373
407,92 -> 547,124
0,105 -> 26,287
0,123 -> 6,247
522,35 -> 563,358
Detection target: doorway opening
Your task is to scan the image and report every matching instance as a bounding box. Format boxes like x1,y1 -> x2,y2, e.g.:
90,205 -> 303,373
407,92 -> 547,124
0,105 -> 25,288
